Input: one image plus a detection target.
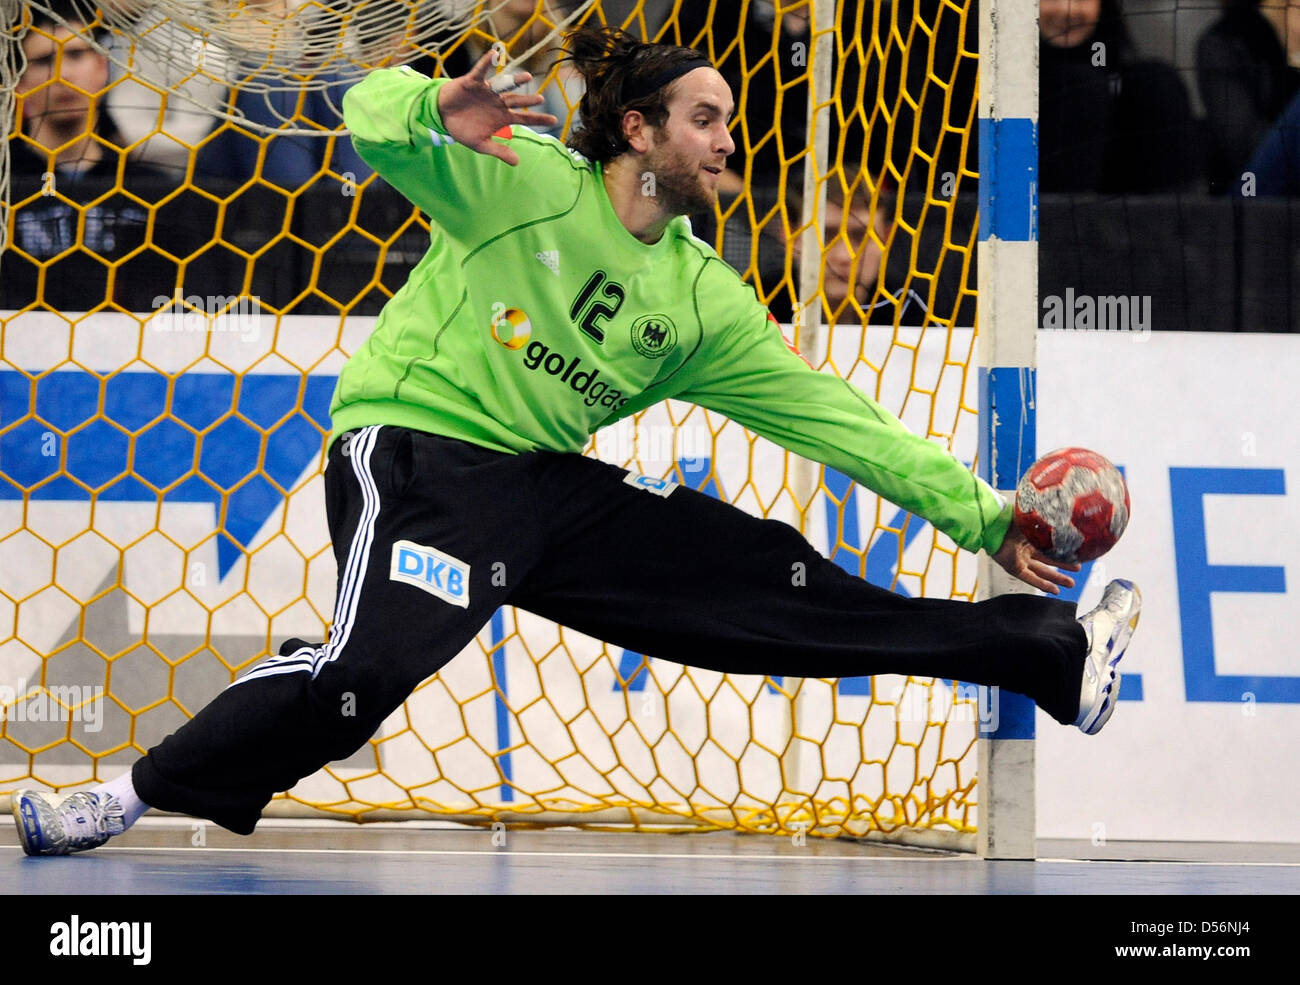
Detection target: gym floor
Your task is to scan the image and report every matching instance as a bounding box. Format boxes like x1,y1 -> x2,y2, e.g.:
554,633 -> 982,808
2,817 -> 1297,894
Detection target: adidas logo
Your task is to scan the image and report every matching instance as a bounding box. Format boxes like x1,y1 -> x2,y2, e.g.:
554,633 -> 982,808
535,250 -> 560,277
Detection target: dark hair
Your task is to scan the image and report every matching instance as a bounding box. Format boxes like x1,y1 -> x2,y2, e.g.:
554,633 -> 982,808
562,25 -> 713,163
28,0 -> 109,42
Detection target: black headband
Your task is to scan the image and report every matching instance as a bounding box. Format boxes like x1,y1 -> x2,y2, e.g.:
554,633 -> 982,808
619,56 -> 714,105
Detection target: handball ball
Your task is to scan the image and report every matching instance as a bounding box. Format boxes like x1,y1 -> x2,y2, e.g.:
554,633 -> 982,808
1013,447 -> 1130,564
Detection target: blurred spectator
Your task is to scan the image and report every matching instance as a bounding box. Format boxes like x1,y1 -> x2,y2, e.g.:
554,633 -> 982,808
99,0 -> 231,178
194,78 -> 373,191
1197,0 -> 1300,194
192,0 -> 372,190
1039,0 -> 1199,193
694,172 -> 893,325
10,3 -> 116,177
597,0 -> 677,40
862,0 -> 977,200
1241,87 -> 1300,194
679,2 -> 957,325
3,2 -> 210,313
792,173 -> 895,322
96,0 -> 372,190
858,0 -> 978,328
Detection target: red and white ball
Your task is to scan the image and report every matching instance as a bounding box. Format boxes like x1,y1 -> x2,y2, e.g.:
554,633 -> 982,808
1013,447 -> 1130,564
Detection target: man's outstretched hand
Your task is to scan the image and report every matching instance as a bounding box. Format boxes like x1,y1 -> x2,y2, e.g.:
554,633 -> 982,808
436,49 -> 560,166
992,520 -> 1080,595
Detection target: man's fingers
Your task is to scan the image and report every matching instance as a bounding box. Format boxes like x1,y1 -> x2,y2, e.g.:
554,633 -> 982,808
1030,548 -> 1080,573
468,49 -> 497,81
1025,567 -> 1061,595
993,527 -> 1081,594
1041,565 -> 1076,590
510,110 -> 560,127
500,90 -> 546,108
1027,558 -> 1075,591
490,71 -> 533,94
472,138 -> 520,166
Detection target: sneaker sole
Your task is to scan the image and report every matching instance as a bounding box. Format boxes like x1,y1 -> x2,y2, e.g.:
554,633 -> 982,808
1080,588 -> 1142,735
12,790 -> 50,857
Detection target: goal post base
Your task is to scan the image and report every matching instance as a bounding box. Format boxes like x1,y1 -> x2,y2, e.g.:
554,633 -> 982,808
976,737 -> 1035,859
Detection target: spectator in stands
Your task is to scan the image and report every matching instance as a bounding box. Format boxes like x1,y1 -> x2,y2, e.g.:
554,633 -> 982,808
1197,0 -> 1300,194
1241,87 -> 1300,194
861,0 -> 976,201
790,173 -> 896,322
679,2 -> 959,326
3,2 -> 209,313
857,0 -> 978,327
99,0 -> 230,178
194,78 -> 374,192
597,0 -> 677,39
1039,0 -> 1200,193
96,0 -> 371,191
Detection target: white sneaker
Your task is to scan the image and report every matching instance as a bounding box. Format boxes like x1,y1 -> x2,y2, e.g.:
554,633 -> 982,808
1073,579 -> 1142,735
12,789 -> 125,856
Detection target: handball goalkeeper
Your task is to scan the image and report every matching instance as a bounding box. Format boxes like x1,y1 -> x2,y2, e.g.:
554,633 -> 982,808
13,26 -> 1140,855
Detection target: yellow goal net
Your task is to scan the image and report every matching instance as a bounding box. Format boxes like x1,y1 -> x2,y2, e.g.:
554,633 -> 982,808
1,0 -> 983,846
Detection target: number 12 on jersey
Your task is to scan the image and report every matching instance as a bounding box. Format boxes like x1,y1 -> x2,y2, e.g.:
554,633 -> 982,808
569,270 -> 626,344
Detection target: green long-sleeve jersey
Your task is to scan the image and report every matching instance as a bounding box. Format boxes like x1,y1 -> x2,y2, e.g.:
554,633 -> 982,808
333,67 -> 1011,555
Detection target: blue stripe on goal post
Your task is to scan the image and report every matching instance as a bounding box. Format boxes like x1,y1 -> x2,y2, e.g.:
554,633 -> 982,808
977,118 -> 1037,244
978,366 -> 1037,742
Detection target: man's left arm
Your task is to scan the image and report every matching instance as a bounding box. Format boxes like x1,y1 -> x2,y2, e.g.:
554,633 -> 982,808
669,299 -> 1078,592
677,305 -> 1009,557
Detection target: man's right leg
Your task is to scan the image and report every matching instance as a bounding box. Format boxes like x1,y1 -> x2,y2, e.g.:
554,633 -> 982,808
122,426 -> 544,835
509,453 -> 1101,727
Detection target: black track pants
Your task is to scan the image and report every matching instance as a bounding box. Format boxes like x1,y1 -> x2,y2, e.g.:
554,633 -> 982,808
134,425 -> 1086,834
